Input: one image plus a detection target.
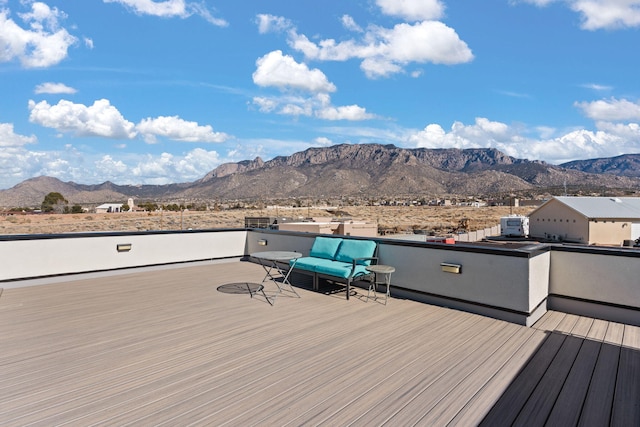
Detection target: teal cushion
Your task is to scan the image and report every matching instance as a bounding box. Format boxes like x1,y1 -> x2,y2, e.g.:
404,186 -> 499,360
309,237 -> 343,260
290,257 -> 321,272
334,240 -> 377,265
314,261 -> 370,279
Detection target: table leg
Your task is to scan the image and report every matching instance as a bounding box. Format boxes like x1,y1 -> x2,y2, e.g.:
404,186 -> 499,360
256,258 -> 300,300
248,282 -> 272,306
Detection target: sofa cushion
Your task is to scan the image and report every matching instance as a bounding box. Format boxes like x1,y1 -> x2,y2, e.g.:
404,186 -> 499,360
309,237 -> 343,260
314,261 -> 370,279
290,257 -> 321,272
334,239 -> 377,265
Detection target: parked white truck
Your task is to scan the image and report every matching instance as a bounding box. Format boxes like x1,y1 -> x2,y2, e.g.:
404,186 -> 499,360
500,215 -> 529,238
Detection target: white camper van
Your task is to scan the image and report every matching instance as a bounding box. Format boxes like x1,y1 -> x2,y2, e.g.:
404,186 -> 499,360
500,215 -> 529,238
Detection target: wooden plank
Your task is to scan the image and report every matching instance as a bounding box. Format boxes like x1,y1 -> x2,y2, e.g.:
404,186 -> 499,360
408,326 -> 537,426
569,316 -> 594,338
532,310 -> 565,332
554,313 -> 580,334
290,314 -> 498,426
604,322 -> 625,346
373,322 -> 521,426
446,329 -> 548,426
478,332 -> 566,426
545,338 -> 601,426
511,334 -> 583,426
586,318 -> 609,341
611,325 -> 640,426
577,342 -> 620,426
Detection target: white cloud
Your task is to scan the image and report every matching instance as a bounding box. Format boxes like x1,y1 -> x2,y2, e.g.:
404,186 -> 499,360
316,105 -> 376,121
136,116 -> 229,143
0,140 -> 230,189
251,96 -> 278,113
252,92 -> 373,121
520,0 -> 640,30
95,155 -> 129,175
581,83 -> 613,91
130,149 -> 221,184
256,14 -> 292,34
341,15 -> 363,32
571,0 -> 640,30
408,116 -> 640,164
0,3 -> 77,68
314,137 -> 333,146
103,0 -> 228,26
289,21 -> 473,79
28,99 -> 137,139
175,147 -> 221,177
0,123 -> 37,147
34,82 -> 77,94
253,50 -> 337,93
376,0 -> 445,21
575,98 -> 640,121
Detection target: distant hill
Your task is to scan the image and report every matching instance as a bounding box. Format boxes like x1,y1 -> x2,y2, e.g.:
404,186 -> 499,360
561,154 -> 640,178
1,144 -> 639,207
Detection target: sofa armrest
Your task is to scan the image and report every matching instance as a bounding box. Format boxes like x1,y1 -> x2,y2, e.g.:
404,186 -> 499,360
348,257 -> 378,278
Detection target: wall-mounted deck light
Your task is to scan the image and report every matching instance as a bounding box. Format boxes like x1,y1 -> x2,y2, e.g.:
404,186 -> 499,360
258,239 -> 268,246
117,243 -> 132,252
441,262 -> 461,274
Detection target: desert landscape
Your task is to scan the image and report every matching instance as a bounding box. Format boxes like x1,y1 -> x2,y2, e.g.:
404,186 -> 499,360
0,205 -> 534,236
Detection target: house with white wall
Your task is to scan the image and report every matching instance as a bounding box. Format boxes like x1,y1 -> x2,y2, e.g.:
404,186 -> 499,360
528,196 -> 640,245
95,203 -> 123,213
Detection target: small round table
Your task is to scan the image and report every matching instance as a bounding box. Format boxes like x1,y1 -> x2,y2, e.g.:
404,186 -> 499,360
250,251 -> 302,304
365,265 -> 395,305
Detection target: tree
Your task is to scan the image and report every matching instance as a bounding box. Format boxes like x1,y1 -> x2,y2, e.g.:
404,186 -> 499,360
41,192 -> 68,213
71,205 -> 84,214
121,204 -> 130,212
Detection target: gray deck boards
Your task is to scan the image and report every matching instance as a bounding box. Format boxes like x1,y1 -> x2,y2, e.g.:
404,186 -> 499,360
0,260 -> 638,426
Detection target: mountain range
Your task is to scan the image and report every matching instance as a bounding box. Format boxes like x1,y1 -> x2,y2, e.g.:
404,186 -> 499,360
1,144 -> 639,207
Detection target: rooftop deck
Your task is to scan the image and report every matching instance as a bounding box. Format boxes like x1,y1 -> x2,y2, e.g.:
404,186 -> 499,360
1,260 -> 638,426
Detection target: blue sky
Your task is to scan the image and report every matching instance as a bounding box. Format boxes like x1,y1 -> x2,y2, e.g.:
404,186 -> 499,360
1,0 -> 640,189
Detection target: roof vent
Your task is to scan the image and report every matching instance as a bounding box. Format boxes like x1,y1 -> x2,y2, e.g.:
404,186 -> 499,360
610,197 -> 622,203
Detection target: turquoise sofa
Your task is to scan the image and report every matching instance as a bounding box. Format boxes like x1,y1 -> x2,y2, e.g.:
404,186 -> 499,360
290,236 -> 378,300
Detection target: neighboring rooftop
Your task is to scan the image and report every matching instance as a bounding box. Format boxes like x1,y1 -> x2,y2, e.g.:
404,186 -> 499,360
1,260 -> 638,425
548,196 -> 640,219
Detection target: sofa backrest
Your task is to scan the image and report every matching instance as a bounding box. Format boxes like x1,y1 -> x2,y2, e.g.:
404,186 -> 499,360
334,239 -> 377,265
309,237 -> 343,260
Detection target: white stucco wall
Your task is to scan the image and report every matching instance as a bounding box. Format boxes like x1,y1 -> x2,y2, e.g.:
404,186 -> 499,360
549,249 -> 640,309
0,230 -> 247,281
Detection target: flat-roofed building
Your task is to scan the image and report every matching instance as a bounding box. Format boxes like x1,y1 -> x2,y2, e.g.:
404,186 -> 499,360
95,203 -> 123,213
529,196 -> 640,245
278,219 -> 378,237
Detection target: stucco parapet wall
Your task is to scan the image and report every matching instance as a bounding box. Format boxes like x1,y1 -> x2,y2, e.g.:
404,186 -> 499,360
550,243 -> 640,258
255,228 -> 551,258
0,228 -> 246,242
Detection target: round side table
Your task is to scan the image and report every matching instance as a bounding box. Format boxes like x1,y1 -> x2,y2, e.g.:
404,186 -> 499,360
365,265 -> 395,305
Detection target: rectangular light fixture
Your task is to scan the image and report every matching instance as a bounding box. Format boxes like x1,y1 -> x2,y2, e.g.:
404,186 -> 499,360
117,243 -> 132,252
258,239 -> 268,246
441,262 -> 461,274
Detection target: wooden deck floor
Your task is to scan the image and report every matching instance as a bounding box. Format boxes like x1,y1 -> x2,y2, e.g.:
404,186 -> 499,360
0,260 -> 638,426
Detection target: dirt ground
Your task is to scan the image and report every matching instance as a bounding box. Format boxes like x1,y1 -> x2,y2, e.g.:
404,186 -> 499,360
0,205 -> 534,235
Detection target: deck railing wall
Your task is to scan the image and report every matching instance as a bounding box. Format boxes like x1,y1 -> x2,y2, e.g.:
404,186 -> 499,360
247,230 -> 550,325
1,229 -> 638,326
547,246 -> 640,326
0,230 -> 247,282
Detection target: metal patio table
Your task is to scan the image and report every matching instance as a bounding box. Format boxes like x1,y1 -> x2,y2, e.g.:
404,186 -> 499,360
250,251 -> 302,303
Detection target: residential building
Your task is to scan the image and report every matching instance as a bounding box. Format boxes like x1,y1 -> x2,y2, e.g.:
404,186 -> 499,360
529,196 -> 640,245
95,203 -> 123,213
